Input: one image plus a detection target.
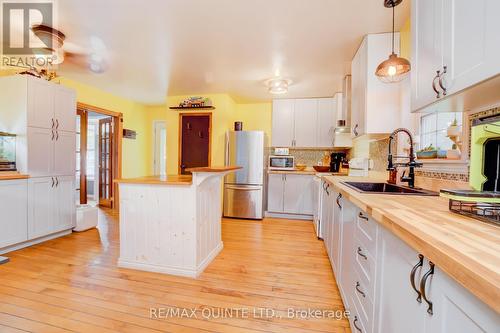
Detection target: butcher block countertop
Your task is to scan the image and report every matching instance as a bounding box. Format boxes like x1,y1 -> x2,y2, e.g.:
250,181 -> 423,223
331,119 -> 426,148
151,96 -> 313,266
268,168 -> 348,176
324,175 -> 500,314
114,175 -> 193,185
185,166 -> 242,173
0,172 -> 29,180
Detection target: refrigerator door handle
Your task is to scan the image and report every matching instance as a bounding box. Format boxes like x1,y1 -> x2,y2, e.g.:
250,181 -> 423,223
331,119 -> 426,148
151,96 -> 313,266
225,131 -> 230,166
225,185 -> 261,191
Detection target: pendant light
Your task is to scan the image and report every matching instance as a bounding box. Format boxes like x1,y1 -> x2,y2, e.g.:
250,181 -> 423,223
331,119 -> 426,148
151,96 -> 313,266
375,0 -> 411,83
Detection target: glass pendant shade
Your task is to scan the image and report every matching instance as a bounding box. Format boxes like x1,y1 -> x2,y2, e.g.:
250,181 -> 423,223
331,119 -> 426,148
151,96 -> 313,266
375,52 -> 411,83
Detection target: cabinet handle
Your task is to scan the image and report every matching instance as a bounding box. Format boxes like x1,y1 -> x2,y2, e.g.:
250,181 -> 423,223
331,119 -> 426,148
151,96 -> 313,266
51,118 -> 55,129
410,254 -> 424,303
325,184 -> 330,196
355,281 -> 366,298
51,130 -> 55,141
55,177 -> 59,187
358,212 -> 368,221
420,261 -> 435,315
357,247 -> 367,260
336,193 -> 342,209
353,124 -> 359,137
438,66 -> 447,96
323,181 -> 328,190
353,316 -> 362,332
51,177 -> 55,188
432,70 -> 441,99
55,119 -> 59,129
55,130 -> 59,141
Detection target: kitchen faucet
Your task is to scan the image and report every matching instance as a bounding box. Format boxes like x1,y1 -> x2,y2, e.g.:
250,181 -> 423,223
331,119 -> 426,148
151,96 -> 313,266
387,128 -> 422,188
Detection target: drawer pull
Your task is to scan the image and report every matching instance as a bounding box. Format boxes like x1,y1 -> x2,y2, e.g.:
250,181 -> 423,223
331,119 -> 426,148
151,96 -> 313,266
353,316 -> 362,332
357,247 -> 367,260
420,261 -> 435,315
336,193 -> 342,209
355,281 -> 366,298
432,70 -> 441,99
438,66 -> 447,96
410,254 -> 424,302
358,212 -> 369,221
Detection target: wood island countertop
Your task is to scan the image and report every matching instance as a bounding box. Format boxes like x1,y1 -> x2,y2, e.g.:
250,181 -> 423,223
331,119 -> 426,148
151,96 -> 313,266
185,166 -> 242,173
114,175 -> 193,185
268,169 -> 349,176
324,175 -> 500,314
0,172 -> 29,180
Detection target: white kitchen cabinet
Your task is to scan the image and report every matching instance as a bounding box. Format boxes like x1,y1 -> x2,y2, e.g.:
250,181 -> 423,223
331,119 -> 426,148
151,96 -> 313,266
27,127 -> 54,177
331,190 -> 343,277
27,77 -> 55,129
351,33 -> 401,137
28,176 -> 75,239
267,174 -> 285,213
272,97 -> 337,147
271,99 -> 295,147
317,98 -> 337,147
339,199 -> 358,309
267,173 -> 314,216
28,177 -> 55,239
411,0 -> 500,111
54,130 -> 77,176
320,181 -> 333,255
54,86 -> 77,132
294,99 -> 318,147
283,174 -> 314,215
0,180 -> 28,249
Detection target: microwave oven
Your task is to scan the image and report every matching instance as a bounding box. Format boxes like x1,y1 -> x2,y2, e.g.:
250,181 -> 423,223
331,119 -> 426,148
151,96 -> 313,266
269,155 -> 294,170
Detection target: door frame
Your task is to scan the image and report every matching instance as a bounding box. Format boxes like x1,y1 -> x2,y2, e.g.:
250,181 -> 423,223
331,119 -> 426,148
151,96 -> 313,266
77,102 -> 123,210
178,112 -> 212,175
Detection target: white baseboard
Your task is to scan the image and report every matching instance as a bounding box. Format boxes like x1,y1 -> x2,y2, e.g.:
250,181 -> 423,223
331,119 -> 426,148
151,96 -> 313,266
0,229 -> 73,255
118,242 -> 223,278
265,211 -> 313,221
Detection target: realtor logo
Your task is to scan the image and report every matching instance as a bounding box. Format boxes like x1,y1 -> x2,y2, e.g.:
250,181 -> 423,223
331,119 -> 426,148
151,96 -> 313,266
1,0 -> 54,67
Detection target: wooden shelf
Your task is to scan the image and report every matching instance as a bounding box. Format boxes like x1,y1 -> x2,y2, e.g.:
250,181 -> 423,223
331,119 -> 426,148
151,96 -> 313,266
169,106 -> 215,110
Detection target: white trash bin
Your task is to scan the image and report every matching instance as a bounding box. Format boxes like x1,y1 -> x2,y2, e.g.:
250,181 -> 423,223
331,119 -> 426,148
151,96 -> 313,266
75,204 -> 98,232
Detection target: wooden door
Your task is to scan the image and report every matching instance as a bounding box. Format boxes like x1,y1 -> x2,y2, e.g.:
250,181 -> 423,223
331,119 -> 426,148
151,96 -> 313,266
98,117 -> 113,207
271,99 -> 295,147
179,114 -> 211,175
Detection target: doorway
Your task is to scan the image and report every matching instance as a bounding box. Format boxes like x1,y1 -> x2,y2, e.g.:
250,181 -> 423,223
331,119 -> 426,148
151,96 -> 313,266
76,103 -> 123,209
153,120 -> 167,176
178,113 -> 211,175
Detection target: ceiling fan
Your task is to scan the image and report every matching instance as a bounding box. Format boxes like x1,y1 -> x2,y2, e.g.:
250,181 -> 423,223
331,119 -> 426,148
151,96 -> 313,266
30,24 -> 108,73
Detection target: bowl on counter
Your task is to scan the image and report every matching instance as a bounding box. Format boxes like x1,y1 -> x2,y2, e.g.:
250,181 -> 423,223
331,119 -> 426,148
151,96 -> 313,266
295,164 -> 307,171
313,165 -> 330,172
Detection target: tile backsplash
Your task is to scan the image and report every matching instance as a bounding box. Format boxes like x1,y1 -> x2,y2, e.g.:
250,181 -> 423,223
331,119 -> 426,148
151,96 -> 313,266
266,148 -> 350,166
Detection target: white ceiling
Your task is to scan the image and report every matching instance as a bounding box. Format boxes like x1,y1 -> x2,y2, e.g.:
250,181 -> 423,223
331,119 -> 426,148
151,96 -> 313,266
53,0 -> 410,104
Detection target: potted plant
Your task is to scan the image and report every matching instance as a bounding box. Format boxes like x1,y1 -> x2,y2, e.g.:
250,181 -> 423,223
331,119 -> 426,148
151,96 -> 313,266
447,118 -> 461,137
416,144 -> 438,159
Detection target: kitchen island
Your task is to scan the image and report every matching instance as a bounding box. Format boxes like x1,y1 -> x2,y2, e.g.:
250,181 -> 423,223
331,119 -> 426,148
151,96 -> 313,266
115,166 -> 240,278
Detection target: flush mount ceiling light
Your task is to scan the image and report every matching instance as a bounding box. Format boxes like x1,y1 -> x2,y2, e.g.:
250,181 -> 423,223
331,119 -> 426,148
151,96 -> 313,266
375,0 -> 411,83
265,77 -> 292,94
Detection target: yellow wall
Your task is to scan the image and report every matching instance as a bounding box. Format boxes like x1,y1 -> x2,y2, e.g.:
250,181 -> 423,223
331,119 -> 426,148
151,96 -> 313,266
400,18 -> 411,60
57,78 -> 151,178
146,95 -> 272,175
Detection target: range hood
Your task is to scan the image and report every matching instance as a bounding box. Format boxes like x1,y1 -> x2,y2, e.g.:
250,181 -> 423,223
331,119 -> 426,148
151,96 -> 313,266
333,75 -> 352,147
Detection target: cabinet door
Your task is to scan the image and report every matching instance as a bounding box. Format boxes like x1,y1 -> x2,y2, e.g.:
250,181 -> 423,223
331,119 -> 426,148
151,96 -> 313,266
283,174 -> 314,215
339,199 -> 357,308
376,227 -> 425,333
317,98 -> 336,147
331,191 -> 343,276
0,180 -> 28,248
425,265 -> 500,333
267,174 -> 284,213
27,127 -> 54,177
54,130 -> 76,176
53,176 -> 75,232
294,99 -> 318,147
27,77 -> 55,129
441,0 -> 500,97
271,99 -> 295,147
320,182 -> 330,242
351,38 -> 367,137
28,177 -> 56,239
54,86 -> 76,132
411,0 -> 443,111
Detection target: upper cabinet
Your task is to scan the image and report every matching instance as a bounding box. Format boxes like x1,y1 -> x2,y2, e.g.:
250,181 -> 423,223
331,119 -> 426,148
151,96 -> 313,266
411,0 -> 500,111
271,97 -> 338,147
351,33 -> 401,137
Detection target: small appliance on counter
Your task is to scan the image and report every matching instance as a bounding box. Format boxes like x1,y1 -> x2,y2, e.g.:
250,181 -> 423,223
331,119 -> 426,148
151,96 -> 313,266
269,154 -> 294,170
273,147 -> 289,156
440,115 -> 500,225
330,152 -> 346,172
0,132 -> 16,172
348,157 -> 372,177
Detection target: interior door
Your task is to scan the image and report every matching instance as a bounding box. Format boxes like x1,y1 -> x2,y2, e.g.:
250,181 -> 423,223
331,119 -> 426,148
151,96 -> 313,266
179,114 -> 211,175
98,117 -> 113,207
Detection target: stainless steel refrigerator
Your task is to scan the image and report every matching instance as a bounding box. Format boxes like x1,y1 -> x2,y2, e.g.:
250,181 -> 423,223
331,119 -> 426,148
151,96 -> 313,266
223,131 -> 265,219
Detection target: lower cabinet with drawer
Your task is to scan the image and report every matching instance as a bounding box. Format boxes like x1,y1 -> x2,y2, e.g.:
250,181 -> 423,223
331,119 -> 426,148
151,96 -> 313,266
329,193 -> 500,333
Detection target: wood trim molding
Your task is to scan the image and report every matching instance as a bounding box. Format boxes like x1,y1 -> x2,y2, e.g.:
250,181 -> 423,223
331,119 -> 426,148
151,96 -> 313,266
77,102 -> 123,118
178,112 -> 212,175
79,110 -> 88,205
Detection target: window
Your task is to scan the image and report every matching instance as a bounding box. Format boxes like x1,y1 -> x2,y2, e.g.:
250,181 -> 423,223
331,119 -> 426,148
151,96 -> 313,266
420,112 -> 462,151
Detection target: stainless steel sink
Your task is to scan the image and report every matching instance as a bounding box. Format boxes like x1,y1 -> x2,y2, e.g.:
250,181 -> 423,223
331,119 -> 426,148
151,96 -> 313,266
341,182 -> 438,196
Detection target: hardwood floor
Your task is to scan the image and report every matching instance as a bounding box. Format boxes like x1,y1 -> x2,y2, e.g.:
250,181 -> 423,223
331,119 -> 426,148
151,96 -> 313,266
0,209 -> 351,333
